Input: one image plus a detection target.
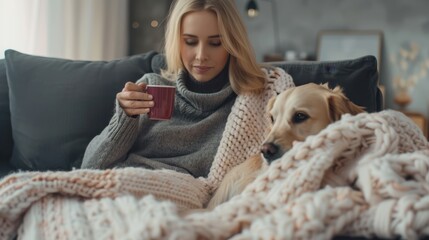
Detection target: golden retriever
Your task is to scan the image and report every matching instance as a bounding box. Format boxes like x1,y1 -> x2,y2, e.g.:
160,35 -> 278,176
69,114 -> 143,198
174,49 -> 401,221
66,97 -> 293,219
207,83 -> 365,209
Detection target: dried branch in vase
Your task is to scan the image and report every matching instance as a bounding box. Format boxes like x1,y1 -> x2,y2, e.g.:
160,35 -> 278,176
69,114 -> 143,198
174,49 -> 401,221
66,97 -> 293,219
390,42 -> 429,109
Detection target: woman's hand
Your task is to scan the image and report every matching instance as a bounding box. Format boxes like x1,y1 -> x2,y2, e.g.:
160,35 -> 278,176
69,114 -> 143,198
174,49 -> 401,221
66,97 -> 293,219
116,82 -> 154,117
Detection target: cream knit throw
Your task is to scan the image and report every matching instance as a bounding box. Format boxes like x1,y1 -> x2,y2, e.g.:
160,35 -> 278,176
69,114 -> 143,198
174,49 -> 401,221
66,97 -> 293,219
2,109 -> 429,240
2,111 -> 429,239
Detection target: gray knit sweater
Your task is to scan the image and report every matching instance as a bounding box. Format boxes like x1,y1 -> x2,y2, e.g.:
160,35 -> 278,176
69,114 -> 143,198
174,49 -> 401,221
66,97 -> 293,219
81,71 -> 236,177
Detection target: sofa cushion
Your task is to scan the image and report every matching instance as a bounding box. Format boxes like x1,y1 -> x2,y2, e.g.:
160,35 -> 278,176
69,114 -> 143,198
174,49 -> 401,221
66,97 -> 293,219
0,59 -> 14,174
271,55 -> 381,113
5,50 -> 158,171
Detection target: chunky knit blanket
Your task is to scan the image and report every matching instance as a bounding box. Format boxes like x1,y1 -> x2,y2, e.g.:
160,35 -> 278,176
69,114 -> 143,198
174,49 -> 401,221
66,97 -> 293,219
1,84 -> 429,239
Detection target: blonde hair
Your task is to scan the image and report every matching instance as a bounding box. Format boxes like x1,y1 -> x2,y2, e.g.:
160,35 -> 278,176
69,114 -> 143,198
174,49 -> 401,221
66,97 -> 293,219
162,0 -> 266,94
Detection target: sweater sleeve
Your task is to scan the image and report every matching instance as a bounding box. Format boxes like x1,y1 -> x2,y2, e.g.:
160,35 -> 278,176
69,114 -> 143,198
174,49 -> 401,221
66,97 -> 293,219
81,73 -> 176,169
81,102 -> 141,169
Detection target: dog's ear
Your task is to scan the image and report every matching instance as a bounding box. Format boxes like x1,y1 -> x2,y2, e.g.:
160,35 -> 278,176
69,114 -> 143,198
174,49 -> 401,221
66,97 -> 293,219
328,88 -> 365,121
321,82 -> 330,89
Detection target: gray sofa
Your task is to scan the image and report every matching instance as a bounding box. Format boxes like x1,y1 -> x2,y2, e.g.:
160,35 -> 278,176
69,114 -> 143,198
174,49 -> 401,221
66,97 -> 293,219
0,49 -> 382,178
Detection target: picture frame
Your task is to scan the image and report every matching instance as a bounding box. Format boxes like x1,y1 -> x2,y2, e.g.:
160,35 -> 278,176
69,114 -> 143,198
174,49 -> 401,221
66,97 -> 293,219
316,30 -> 383,72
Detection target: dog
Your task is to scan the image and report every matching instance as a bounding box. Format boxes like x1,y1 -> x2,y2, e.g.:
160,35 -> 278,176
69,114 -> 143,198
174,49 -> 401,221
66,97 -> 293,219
206,83 -> 365,209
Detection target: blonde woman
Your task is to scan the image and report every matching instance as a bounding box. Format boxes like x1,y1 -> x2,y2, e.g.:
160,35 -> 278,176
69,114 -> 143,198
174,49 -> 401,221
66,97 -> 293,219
82,0 -> 293,195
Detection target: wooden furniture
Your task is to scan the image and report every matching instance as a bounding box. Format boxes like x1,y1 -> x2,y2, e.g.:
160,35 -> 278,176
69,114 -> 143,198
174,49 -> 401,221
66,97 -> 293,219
263,53 -> 284,62
402,111 -> 428,139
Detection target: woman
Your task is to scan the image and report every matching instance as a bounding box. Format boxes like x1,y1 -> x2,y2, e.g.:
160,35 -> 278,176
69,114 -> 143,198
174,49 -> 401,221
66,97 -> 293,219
81,0 -> 293,184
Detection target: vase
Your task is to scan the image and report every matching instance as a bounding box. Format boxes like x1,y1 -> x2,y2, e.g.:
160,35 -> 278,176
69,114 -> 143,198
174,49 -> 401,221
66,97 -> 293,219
394,91 -> 412,110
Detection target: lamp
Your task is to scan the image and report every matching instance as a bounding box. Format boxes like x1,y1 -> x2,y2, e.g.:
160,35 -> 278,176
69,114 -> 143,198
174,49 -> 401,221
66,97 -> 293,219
246,0 -> 258,17
245,0 -> 281,56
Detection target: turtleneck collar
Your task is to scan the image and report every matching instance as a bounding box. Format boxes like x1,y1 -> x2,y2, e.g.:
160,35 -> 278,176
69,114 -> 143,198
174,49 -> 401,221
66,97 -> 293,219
175,68 -> 235,113
184,63 -> 230,94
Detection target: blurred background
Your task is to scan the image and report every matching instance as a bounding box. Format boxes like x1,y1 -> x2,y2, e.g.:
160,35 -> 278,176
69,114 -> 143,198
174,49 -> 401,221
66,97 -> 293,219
0,0 -> 428,128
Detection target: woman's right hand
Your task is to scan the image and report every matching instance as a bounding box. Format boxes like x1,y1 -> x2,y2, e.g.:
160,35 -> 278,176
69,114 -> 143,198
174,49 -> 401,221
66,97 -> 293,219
116,82 -> 154,117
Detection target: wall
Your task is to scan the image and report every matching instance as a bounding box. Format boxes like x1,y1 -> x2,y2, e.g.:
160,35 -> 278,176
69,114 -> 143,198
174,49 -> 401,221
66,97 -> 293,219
129,0 -> 171,55
236,0 -> 429,118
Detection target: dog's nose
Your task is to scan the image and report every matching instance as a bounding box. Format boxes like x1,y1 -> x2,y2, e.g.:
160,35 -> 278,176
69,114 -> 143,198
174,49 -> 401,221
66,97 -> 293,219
261,143 -> 280,164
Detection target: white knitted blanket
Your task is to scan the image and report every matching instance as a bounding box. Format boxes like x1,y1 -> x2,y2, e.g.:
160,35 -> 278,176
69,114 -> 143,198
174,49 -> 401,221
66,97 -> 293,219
1,86 -> 429,239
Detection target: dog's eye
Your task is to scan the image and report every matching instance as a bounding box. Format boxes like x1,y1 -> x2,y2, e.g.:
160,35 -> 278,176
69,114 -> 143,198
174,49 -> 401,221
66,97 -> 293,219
292,112 -> 309,124
270,115 -> 275,123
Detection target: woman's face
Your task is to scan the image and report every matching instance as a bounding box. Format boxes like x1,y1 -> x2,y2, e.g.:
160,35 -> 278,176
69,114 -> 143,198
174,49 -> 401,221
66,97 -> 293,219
180,10 -> 229,82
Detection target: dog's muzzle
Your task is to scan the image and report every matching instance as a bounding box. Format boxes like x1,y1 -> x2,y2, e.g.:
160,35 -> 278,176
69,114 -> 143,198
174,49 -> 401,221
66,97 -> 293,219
261,142 -> 284,164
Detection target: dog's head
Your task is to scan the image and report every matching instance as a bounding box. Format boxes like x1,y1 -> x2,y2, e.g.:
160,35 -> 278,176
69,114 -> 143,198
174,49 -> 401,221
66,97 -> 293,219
261,83 -> 365,163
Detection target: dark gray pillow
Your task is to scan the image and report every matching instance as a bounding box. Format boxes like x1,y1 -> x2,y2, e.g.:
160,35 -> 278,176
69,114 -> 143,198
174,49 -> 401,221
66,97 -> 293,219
5,50 -> 158,171
0,59 -> 14,175
271,55 -> 382,113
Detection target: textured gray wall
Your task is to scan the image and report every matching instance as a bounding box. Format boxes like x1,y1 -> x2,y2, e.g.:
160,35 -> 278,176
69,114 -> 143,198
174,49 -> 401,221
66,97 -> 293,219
236,0 -> 429,118
129,0 -> 171,55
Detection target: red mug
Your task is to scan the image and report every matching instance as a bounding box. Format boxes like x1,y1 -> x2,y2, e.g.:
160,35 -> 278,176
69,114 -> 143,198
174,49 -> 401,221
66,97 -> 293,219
146,85 -> 176,120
